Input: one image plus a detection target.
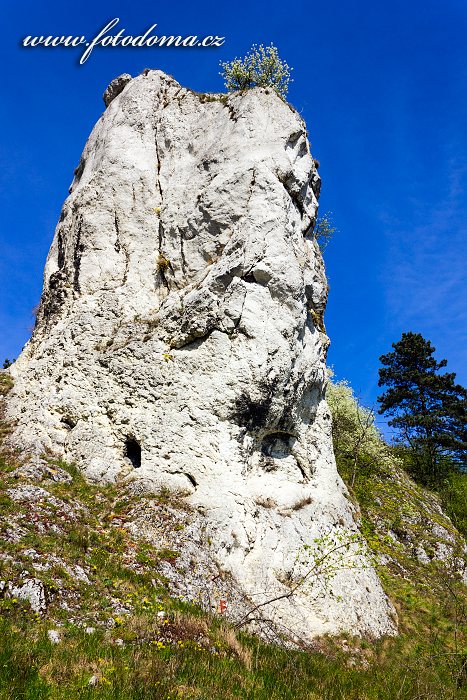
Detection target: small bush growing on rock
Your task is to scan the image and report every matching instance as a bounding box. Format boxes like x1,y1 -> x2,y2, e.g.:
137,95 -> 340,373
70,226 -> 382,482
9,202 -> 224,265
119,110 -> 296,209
314,213 -> 337,252
157,254 -> 170,272
220,44 -> 292,99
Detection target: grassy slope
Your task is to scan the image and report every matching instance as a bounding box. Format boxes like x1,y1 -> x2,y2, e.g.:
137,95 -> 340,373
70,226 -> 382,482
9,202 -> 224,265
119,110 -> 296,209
0,372 -> 466,699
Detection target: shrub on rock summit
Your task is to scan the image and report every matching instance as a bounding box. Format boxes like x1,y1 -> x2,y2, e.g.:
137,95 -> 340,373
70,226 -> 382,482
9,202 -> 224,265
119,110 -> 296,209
220,44 -> 292,99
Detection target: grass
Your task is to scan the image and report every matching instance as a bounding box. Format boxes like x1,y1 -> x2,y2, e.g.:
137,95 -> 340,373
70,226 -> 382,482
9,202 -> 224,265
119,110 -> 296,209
0,372 -> 466,698
439,470 -> 467,538
1,610 -> 466,700
334,452 -> 466,698
0,458 -> 465,699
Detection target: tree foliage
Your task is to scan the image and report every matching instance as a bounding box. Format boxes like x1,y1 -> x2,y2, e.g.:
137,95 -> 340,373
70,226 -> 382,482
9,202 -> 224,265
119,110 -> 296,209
377,332 -> 467,484
314,212 -> 337,252
220,44 -> 292,99
326,378 -> 395,486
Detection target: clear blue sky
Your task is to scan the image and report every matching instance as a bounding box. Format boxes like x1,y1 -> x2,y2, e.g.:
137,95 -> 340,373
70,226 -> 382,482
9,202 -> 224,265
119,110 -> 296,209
2,0 -> 466,431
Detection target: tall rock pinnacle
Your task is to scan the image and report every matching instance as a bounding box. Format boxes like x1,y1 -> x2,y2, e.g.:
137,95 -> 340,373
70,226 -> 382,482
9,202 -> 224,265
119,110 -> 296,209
7,71 -> 396,641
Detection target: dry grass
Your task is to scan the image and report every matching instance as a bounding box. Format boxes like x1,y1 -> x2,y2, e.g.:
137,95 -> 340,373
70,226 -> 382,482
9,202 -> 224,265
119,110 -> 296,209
171,611 -> 209,639
291,495 -> 314,511
216,625 -> 253,670
157,254 -> 171,272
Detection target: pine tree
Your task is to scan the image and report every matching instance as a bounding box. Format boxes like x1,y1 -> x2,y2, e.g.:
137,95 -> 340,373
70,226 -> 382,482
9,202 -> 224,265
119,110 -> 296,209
377,332 -> 467,483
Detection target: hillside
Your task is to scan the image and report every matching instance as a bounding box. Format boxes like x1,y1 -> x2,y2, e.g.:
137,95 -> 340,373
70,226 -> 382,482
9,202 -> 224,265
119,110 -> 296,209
1,371 -> 466,700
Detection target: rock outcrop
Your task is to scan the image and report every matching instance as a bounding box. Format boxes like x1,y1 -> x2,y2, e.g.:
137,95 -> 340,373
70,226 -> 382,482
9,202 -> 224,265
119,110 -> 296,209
6,71 -> 396,641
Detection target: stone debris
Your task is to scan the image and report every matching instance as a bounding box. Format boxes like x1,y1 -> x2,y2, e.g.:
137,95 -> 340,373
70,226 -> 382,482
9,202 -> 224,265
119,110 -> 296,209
11,459 -> 73,484
8,578 -> 47,614
47,629 -> 61,644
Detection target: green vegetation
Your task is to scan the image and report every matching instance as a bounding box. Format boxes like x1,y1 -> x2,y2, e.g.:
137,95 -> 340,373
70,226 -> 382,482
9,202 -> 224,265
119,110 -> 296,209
376,331 -> 467,538
378,331 -> 467,484
313,213 -> 337,253
0,372 -> 466,698
326,379 -> 393,487
1,609 -> 467,700
220,44 -> 292,99
0,372 -> 13,396
439,468 -> 467,537
327,374 -> 466,697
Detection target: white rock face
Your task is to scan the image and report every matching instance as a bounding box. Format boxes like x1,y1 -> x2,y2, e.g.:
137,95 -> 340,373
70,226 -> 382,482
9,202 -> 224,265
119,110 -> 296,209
7,70 -> 396,641
8,578 -> 47,614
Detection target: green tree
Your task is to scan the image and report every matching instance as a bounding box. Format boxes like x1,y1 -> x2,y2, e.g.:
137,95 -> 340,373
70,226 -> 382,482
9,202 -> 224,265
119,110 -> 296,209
327,378 -> 394,486
220,44 -> 292,99
313,212 -> 337,252
377,332 -> 467,484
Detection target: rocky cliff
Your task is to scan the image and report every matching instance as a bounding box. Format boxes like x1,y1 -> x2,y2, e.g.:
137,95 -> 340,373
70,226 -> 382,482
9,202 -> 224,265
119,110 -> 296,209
6,71 -> 396,642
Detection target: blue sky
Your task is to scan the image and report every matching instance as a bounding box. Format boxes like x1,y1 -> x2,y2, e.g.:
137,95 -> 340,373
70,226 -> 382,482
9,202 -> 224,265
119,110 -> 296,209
1,0 -> 466,431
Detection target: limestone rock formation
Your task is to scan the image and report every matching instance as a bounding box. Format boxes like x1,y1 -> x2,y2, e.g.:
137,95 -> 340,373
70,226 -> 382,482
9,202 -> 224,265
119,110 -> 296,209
103,73 -> 132,107
6,70 -> 396,641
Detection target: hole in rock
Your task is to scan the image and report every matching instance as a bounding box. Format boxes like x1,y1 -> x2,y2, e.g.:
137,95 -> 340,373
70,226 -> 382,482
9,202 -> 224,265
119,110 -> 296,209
234,384 -> 274,431
261,433 -> 295,459
169,472 -> 198,489
185,473 -> 197,488
61,416 -> 76,430
125,438 -> 142,469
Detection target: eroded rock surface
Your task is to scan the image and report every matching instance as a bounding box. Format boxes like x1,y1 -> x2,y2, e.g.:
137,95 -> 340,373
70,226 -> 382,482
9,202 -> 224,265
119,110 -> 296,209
6,70 -> 396,641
